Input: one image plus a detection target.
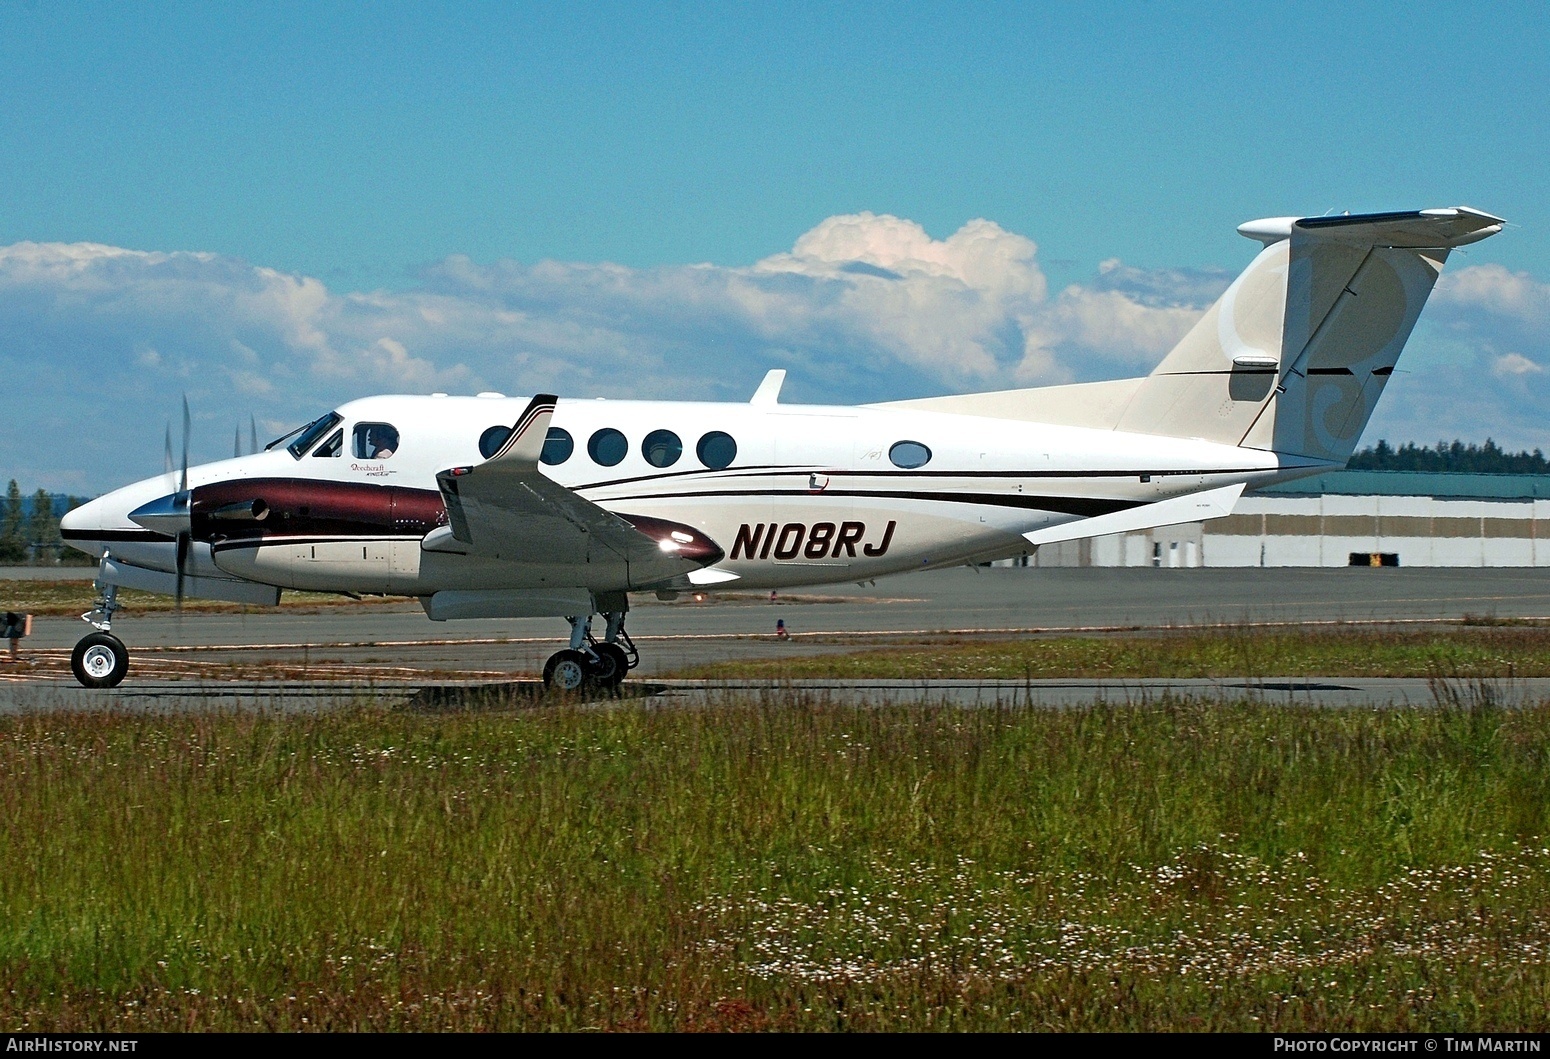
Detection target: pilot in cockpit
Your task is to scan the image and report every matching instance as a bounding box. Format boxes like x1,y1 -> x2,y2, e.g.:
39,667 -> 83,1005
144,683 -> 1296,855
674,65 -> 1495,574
361,424 -> 399,459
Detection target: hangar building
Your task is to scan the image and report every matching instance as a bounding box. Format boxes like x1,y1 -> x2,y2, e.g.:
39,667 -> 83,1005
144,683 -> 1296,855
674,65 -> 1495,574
1031,471 -> 1550,569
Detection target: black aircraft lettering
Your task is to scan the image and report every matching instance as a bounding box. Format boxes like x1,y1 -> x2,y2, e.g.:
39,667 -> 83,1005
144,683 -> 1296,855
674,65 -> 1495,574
863,520 -> 897,557
730,522 -> 765,560
729,519 -> 897,561
774,523 -> 805,560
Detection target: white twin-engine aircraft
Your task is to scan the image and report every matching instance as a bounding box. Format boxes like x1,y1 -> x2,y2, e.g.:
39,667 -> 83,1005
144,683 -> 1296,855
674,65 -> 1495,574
60,207 -> 1504,690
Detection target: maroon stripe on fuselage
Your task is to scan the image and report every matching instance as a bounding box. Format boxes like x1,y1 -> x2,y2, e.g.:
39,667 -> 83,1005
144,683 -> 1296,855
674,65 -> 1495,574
190,478 -> 448,544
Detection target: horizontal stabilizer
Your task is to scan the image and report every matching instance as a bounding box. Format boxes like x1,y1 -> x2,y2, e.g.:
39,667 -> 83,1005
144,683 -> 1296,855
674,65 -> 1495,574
1023,484 -> 1244,548
1239,207 -> 1504,248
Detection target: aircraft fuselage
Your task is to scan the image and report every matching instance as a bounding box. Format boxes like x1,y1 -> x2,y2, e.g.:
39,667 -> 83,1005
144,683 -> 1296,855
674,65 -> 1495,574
63,392 -> 1288,598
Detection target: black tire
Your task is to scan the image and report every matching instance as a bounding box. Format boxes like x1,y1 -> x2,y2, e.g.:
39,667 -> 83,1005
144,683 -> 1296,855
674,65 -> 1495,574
71,632 -> 129,689
587,643 -> 630,688
542,649 -> 590,693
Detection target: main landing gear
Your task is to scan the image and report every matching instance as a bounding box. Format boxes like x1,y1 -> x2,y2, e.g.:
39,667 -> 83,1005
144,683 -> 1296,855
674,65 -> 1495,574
542,610 -> 639,693
71,579 -> 129,689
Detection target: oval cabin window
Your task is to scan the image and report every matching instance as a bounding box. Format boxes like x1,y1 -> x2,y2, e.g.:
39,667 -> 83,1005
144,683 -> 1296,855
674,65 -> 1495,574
541,427 -> 574,465
696,431 -> 737,470
588,428 -> 628,467
889,440 -> 932,469
478,425 -> 512,460
642,429 -> 682,468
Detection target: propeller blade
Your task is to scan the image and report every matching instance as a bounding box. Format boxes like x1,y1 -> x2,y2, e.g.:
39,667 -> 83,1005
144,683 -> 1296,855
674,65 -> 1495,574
174,531 -> 190,612
164,424 -> 174,479
250,415 -> 259,457
234,426 -> 242,459
180,396 -> 190,496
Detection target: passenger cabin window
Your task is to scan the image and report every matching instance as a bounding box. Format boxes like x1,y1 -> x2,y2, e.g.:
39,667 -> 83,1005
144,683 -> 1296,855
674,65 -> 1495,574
353,423 -> 399,459
642,429 -> 682,468
697,431 -> 737,470
541,427 -> 574,465
478,425 -> 512,460
284,412 -> 342,458
889,440 -> 932,469
313,429 -> 344,458
588,428 -> 628,467
480,424 -> 573,464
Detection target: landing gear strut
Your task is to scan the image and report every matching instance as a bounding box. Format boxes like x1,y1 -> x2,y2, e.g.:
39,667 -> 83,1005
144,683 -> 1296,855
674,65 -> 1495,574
72,576 -> 129,689
542,609 -> 638,693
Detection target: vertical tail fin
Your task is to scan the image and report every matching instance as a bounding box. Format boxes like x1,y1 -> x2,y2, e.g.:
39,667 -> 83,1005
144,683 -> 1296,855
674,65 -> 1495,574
1115,207 -> 1504,462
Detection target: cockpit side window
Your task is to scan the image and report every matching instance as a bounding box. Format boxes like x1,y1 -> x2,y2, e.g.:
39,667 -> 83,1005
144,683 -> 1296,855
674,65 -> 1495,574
313,428 -> 344,457
353,423 -> 399,459
284,412 -> 343,458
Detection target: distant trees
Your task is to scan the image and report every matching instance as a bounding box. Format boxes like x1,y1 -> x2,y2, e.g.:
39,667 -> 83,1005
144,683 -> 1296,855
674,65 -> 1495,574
1349,440 -> 1550,475
0,481 -> 90,565
0,481 -> 23,563
27,489 -> 61,562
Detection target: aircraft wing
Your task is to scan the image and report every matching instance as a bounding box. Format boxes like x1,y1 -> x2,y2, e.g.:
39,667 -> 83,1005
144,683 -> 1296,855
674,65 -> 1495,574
428,394 -> 722,570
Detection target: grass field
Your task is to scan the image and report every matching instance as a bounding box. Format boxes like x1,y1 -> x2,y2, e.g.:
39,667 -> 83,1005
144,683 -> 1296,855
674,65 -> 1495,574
675,624 -> 1550,680
2,693 -> 1548,1031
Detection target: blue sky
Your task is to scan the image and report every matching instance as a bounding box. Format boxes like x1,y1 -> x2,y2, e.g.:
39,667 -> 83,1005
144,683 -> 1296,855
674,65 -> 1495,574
2,1 -> 1548,491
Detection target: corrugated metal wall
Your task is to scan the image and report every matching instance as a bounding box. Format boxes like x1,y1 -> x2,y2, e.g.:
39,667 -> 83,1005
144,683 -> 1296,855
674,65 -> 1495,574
1027,477 -> 1550,568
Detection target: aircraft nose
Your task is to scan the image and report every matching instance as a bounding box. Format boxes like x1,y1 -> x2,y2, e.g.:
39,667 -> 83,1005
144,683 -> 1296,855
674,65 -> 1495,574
60,495 -> 107,533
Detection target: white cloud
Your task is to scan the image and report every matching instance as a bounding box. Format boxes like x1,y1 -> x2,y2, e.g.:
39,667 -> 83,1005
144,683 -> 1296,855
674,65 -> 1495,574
1361,264 -> 1550,452
1492,352 -> 1544,377
0,215 -> 1544,491
1434,263 -> 1550,325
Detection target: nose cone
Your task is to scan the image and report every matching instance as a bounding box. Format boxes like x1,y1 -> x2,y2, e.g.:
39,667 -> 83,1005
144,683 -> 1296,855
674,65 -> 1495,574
58,492 -> 124,559
128,493 -> 191,536
59,475 -> 187,544
58,499 -> 95,535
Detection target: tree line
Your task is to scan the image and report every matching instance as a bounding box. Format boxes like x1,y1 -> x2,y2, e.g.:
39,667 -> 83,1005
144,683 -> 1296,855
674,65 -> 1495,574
1348,440 -> 1550,475
0,481 -> 93,565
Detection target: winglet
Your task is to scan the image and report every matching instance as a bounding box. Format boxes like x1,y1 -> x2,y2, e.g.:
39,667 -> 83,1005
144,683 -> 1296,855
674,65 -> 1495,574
750,369 -> 785,406
489,393 -> 558,463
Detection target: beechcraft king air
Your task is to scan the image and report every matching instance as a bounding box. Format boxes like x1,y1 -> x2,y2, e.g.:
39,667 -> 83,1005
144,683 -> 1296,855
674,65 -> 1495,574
59,207 -> 1504,690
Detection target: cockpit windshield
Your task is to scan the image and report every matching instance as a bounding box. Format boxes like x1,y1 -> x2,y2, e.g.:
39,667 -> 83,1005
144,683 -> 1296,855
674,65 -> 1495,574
274,412 -> 343,458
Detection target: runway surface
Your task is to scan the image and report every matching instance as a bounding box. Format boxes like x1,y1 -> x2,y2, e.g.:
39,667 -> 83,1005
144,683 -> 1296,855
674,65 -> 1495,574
1,674 -> 1539,713
4,566 -> 1550,710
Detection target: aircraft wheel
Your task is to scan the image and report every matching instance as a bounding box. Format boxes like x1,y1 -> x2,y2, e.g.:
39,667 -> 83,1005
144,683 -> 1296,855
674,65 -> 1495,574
71,632 -> 129,689
587,643 -> 630,688
543,649 -> 590,693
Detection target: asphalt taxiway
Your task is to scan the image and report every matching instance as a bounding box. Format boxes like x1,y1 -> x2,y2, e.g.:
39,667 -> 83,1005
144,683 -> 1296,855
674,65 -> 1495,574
4,566 -> 1550,710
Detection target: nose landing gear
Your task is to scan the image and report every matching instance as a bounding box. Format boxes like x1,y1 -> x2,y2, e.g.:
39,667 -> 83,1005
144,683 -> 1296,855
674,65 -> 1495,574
72,579 -> 129,689
542,610 -> 638,693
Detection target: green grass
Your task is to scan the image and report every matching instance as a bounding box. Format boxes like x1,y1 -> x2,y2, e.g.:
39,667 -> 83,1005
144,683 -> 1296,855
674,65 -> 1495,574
675,625 -> 1550,680
2,694 -> 1549,1030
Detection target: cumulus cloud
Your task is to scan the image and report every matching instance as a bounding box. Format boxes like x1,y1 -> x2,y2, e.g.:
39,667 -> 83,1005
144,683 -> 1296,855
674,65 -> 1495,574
1492,352 -> 1545,377
0,215 -> 1543,492
1362,263 -> 1550,453
1433,263 -> 1550,325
